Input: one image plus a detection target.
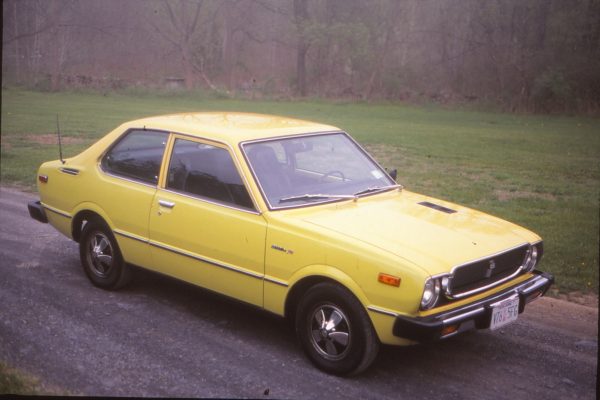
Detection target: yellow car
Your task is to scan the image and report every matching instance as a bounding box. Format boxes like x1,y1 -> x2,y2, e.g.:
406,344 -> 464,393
28,112 -> 553,375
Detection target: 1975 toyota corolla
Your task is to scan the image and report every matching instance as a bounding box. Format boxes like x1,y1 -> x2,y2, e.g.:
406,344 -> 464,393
28,112 -> 553,375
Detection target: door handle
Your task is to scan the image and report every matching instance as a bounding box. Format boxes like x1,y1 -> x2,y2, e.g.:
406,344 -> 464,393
158,199 -> 175,209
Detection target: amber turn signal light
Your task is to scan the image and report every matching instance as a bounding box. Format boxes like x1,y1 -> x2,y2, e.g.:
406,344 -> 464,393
378,273 -> 401,287
441,324 -> 459,337
529,290 -> 543,301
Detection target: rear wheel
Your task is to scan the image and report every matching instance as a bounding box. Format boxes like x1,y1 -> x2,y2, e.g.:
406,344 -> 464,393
295,282 -> 379,375
80,219 -> 132,290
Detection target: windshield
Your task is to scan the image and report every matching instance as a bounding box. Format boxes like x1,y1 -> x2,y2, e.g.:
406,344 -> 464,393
243,132 -> 396,209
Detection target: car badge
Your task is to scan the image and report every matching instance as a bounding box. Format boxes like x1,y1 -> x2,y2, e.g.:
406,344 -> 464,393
271,244 -> 294,255
485,259 -> 496,278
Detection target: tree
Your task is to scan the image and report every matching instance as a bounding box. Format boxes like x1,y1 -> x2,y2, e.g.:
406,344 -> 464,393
293,0 -> 309,96
148,0 -> 220,90
2,0 -> 598,113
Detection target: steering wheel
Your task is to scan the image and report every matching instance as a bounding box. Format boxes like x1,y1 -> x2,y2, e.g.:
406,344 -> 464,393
319,170 -> 346,182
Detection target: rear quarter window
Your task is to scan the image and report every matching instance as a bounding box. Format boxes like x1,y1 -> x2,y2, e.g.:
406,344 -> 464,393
101,129 -> 168,184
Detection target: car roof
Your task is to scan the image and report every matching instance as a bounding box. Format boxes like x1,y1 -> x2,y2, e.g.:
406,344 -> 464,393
123,112 -> 341,145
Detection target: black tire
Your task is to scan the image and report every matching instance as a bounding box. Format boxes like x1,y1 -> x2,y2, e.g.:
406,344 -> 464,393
295,282 -> 380,375
79,219 -> 132,290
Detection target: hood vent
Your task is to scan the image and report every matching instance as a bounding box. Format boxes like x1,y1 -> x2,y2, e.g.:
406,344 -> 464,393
418,201 -> 457,214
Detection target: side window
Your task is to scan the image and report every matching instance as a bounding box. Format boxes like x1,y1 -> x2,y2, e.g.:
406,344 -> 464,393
101,129 -> 168,184
166,138 -> 254,210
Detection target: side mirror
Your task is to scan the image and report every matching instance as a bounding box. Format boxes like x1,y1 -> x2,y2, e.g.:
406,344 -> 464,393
388,168 -> 397,181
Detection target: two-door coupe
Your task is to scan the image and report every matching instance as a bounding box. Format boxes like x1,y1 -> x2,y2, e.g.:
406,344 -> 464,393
28,112 -> 553,375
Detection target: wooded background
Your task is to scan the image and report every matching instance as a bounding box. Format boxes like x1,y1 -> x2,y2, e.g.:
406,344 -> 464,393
3,0 -> 599,113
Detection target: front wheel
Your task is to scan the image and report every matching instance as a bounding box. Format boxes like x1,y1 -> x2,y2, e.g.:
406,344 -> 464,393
295,282 -> 380,375
80,219 -> 131,290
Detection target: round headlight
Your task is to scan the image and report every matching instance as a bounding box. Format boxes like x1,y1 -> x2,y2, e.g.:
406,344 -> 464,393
523,245 -> 538,271
421,278 -> 441,310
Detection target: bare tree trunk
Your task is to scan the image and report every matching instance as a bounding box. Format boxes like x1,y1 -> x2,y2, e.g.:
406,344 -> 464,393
366,23 -> 393,99
13,1 -> 21,83
222,8 -> 232,90
31,1 -> 41,85
296,44 -> 308,96
535,0 -> 551,50
293,0 -> 309,97
399,1 -> 417,69
50,27 -> 66,91
182,46 -> 196,90
585,0 -> 600,60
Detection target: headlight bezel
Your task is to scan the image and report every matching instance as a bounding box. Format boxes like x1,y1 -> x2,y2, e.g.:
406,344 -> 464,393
523,243 -> 540,272
420,276 -> 443,310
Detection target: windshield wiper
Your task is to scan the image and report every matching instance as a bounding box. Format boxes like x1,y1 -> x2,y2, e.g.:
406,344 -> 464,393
279,184 -> 402,204
279,193 -> 357,203
353,184 -> 402,197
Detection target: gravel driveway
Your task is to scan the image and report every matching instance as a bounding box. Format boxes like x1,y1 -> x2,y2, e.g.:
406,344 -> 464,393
0,186 -> 597,398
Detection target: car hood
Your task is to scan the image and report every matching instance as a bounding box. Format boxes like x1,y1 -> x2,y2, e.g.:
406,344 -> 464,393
299,190 -> 536,276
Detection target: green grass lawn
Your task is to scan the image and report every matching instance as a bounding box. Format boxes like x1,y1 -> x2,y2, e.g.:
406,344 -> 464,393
0,362 -> 68,395
1,87 -> 598,297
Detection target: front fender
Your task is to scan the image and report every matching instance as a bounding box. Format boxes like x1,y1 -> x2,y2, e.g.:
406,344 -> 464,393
263,263 -> 371,321
288,264 -> 372,306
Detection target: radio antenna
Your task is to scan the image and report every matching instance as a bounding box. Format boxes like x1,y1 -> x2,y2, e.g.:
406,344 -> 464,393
56,114 -> 65,164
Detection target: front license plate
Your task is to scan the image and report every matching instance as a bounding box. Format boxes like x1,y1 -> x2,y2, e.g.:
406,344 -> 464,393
490,297 -> 519,330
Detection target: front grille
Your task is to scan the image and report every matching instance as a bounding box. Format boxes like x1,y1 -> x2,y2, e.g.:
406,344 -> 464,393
448,244 -> 529,297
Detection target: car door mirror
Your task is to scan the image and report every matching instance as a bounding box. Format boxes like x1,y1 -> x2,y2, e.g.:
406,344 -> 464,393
387,168 -> 397,181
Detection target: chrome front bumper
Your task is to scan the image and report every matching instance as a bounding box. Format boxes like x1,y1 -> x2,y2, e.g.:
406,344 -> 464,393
393,271 -> 554,342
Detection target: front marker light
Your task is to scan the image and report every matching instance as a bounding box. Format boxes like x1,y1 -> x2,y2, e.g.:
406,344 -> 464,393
378,273 -> 401,287
421,278 -> 441,310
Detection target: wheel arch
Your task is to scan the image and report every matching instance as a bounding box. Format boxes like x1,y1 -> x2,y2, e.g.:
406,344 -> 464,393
283,267 -> 371,325
71,204 -> 113,243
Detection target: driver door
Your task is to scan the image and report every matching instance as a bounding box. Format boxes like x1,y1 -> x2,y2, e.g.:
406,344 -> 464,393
148,135 -> 266,306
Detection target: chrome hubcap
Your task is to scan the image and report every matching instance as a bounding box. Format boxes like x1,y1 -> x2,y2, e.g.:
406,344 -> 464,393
88,232 -> 113,277
309,304 -> 351,360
